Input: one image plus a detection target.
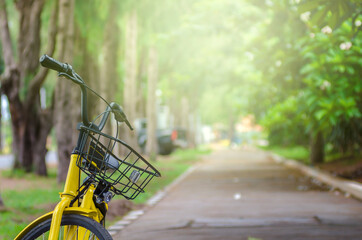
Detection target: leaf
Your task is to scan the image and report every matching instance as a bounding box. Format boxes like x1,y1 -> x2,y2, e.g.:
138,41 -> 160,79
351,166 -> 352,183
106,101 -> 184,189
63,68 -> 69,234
346,66 -> 355,75
339,97 -> 356,108
329,4 -> 340,29
297,0 -> 324,13
306,95 -> 317,107
354,84 -> 361,93
310,7 -> 329,27
329,115 -> 337,126
315,109 -> 327,120
300,64 -> 314,74
335,110 -> 344,117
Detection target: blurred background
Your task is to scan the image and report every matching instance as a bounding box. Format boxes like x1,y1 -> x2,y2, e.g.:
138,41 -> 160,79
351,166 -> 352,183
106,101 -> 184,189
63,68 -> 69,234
0,0 -> 361,237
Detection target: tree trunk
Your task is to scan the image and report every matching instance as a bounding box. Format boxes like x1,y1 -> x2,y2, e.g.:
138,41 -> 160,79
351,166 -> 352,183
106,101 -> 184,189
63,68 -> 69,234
0,194 -> 4,208
32,104 -> 54,175
228,111 -> 236,145
100,0 -> 120,135
0,96 -> 3,152
310,131 -> 324,164
123,12 -> 140,150
0,0 -> 58,175
181,97 -> 194,147
188,112 -> 196,148
55,0 -> 77,183
145,48 -> 158,159
73,24 -> 99,120
16,0 -> 44,79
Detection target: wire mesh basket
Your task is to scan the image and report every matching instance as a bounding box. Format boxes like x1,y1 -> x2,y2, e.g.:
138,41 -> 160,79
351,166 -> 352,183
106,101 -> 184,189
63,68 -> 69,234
76,124 -> 161,200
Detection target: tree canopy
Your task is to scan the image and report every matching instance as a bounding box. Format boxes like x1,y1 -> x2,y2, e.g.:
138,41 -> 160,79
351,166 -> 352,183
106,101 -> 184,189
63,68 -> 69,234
1,0 -> 361,171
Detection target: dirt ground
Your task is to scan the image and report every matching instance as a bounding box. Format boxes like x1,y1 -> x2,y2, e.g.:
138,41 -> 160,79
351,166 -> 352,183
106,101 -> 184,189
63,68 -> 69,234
317,157 -> 362,183
0,177 -> 53,191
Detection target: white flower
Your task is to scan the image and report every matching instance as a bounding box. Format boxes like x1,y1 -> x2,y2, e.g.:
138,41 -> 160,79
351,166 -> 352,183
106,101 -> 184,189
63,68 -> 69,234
340,42 -> 352,50
300,11 -> 311,22
275,60 -> 282,67
290,0 -> 301,4
245,52 -> 254,61
321,25 -> 332,34
355,20 -> 361,27
310,33 -> 315,38
320,81 -> 331,90
265,0 -> 273,7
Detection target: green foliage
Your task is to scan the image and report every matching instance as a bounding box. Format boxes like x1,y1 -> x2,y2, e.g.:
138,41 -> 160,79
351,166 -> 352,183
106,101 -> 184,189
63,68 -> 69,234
298,0 -> 360,29
260,145 -> 310,164
2,0 -> 360,171
299,18 -> 362,152
101,0 -> 362,159
250,0 -> 362,158
261,96 -> 309,146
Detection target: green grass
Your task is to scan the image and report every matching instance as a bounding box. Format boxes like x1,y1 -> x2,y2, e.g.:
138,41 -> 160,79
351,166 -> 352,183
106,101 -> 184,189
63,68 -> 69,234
0,183 -> 62,239
0,147 -> 211,238
1,167 -> 57,179
259,144 -> 362,167
259,145 -> 310,164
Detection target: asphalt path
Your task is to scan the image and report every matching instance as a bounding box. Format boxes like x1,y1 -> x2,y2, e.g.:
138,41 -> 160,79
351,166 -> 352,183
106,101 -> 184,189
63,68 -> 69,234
113,148 -> 362,240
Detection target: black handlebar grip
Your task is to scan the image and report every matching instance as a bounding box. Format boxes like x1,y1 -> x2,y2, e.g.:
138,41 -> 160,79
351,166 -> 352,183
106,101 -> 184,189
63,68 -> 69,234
40,54 -> 70,73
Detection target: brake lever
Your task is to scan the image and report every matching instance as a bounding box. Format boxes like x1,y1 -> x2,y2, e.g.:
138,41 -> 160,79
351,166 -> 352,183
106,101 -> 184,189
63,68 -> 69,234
110,103 -> 134,131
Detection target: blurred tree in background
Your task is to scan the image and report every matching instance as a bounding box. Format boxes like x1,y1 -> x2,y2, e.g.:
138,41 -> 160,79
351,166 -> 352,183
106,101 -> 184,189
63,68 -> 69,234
0,0 -> 58,175
0,0 -> 361,180
250,0 -> 361,163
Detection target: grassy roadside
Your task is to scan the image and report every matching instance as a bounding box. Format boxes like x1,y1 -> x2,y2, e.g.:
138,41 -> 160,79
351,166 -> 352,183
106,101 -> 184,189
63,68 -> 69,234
259,145 -> 361,164
0,147 -> 210,239
258,145 -> 310,164
0,169 -> 61,240
259,145 -> 362,183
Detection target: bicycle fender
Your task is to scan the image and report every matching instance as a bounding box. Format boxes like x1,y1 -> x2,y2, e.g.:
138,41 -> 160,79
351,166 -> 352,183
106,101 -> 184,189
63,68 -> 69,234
14,208 -> 97,240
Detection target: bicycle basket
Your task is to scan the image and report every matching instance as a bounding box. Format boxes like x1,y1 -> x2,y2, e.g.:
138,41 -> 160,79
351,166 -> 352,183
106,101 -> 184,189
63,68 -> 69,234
76,125 -> 161,200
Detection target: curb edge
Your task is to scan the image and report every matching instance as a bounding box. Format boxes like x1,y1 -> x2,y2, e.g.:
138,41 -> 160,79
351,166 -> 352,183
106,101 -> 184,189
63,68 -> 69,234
269,153 -> 362,200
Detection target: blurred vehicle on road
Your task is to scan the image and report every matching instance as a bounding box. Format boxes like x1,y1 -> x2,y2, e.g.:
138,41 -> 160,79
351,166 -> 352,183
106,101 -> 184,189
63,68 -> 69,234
135,119 -> 188,155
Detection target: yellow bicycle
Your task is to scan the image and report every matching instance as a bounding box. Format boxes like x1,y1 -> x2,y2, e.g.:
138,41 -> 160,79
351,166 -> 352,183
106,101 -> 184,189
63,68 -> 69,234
15,55 -> 161,240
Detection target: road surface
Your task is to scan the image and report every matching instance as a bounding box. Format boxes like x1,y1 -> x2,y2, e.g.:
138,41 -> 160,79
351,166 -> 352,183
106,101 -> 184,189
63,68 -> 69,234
113,148 -> 362,240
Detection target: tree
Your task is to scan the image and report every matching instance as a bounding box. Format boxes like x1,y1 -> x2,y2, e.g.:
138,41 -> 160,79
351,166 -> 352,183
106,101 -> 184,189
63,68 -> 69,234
249,0 -> 362,163
298,0 -> 362,159
0,194 -> 3,208
100,0 -> 121,136
123,11 -> 140,150
0,0 -> 58,175
55,0 -> 77,182
145,47 -> 158,159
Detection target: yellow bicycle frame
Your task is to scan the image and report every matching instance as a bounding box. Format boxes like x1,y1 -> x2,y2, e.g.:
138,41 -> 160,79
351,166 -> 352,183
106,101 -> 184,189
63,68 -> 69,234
15,154 -> 107,240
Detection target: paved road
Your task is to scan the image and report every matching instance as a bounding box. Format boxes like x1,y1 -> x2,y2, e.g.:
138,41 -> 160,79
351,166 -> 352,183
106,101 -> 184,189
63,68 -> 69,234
113,148 -> 362,240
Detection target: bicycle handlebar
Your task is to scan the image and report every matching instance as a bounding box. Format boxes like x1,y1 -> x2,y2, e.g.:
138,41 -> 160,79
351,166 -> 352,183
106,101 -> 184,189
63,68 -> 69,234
40,54 -> 72,74
39,54 -> 133,131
